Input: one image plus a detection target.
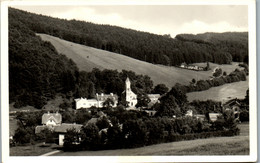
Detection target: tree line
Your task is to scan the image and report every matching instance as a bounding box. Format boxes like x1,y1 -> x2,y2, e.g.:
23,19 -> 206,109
9,8 -> 248,67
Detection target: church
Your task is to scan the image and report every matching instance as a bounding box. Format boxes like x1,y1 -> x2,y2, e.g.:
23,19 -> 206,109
125,77 -> 138,108
74,77 -> 160,110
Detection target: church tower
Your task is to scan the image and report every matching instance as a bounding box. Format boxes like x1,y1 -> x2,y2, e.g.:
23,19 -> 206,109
125,77 -> 137,107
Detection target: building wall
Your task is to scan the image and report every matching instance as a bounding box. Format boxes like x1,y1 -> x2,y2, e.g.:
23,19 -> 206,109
59,134 -> 65,146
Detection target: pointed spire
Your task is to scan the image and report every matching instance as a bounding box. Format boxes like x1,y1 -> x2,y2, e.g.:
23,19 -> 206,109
125,77 -> 130,82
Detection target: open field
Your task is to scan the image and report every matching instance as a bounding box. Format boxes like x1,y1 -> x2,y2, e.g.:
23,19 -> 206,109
187,78 -> 249,102
10,143 -> 61,156
52,123 -> 249,156
37,34 -> 242,88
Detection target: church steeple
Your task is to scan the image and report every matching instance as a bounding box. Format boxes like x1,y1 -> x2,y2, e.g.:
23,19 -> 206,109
125,77 -> 137,107
125,77 -> 131,92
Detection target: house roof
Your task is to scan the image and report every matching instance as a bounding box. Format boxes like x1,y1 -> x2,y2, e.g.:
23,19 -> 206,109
42,113 -> 62,124
54,123 -> 83,133
35,123 -> 83,134
35,125 -> 48,134
87,118 -> 98,125
96,93 -> 118,101
147,94 -> 160,99
224,99 -> 241,107
74,97 -> 87,102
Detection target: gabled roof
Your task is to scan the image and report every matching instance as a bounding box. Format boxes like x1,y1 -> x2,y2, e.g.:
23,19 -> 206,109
147,94 -> 160,99
224,99 -> 241,107
42,113 -> 62,125
35,123 -> 83,134
96,94 -> 118,101
86,118 -> 98,125
54,123 -> 83,133
74,97 -> 88,102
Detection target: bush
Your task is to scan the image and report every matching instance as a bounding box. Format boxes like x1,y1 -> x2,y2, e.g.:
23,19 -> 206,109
239,111 -> 249,122
13,127 -> 34,144
63,128 -> 81,151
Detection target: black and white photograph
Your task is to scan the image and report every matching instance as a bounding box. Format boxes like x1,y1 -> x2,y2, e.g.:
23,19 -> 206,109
1,0 -> 257,162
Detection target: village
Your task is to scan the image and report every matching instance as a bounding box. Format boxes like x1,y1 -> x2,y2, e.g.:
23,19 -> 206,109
17,77 -> 246,147
7,5 -> 252,157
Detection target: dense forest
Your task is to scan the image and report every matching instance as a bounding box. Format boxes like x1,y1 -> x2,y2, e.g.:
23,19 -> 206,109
9,8 -> 248,66
9,15 -> 79,108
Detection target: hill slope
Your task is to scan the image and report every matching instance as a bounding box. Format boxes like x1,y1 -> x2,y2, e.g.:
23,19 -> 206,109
38,34 -> 241,88
10,8 -> 248,66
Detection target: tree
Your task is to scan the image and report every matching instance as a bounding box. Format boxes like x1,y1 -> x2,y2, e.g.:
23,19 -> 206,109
13,127 -> 34,144
63,128 -> 81,151
244,89 -> 249,105
122,119 -> 148,148
155,95 -> 181,117
80,124 -> 101,150
205,62 -> 210,70
152,84 -> 169,95
168,86 -> 188,107
136,94 -> 151,108
102,98 -> 115,108
96,116 -> 110,130
213,68 -> 222,77
191,79 -> 196,84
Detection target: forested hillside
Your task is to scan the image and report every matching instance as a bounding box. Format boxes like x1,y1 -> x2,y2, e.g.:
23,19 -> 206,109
9,11 -> 155,109
9,8 -> 248,66
9,13 -> 79,108
8,7 -> 248,109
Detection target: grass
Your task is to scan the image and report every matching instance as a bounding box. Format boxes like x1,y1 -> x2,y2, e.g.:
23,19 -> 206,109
37,34 -> 242,88
10,143 -> 61,156
187,78 -> 249,102
52,123 -> 249,156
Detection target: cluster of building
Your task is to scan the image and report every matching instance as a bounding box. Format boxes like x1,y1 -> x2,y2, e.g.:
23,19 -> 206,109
74,77 -> 160,110
34,98 -> 244,146
35,112 -> 82,146
179,62 -> 204,71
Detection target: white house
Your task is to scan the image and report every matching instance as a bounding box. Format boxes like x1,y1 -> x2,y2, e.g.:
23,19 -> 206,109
75,98 -> 98,109
125,77 -> 138,108
74,93 -> 118,109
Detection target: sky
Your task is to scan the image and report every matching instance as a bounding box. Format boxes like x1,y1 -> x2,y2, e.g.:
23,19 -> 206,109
11,5 -> 248,37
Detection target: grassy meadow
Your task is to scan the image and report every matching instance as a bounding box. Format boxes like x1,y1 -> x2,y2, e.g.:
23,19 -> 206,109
37,34 -> 242,88
187,78 -> 249,102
